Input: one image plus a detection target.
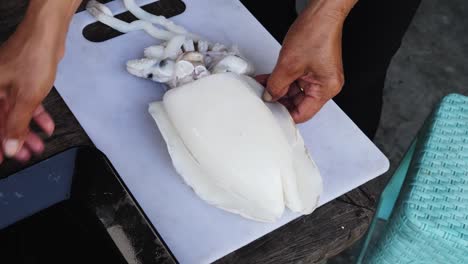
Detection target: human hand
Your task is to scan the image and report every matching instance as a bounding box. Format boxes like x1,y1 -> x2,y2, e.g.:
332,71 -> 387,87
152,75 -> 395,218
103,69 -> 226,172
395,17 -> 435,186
260,0 -> 357,123
0,0 -> 82,163
0,26 -> 59,163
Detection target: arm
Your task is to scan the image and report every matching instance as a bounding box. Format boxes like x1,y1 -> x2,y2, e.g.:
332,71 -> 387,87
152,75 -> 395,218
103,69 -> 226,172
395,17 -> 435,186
258,0 -> 357,123
0,0 -> 82,162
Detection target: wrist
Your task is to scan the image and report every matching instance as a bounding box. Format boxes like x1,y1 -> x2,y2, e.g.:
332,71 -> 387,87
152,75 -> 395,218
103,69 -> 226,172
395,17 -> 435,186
17,0 -> 81,61
304,0 -> 358,23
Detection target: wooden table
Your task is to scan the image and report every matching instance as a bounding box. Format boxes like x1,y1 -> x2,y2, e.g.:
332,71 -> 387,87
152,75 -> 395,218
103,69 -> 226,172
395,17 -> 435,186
0,1 -> 382,263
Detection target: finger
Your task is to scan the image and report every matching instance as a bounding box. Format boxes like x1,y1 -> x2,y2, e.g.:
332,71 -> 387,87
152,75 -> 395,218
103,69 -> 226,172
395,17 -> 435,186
0,97 -> 8,137
0,70 -> 10,90
265,59 -> 303,101
287,81 -> 303,98
254,74 -> 270,86
292,92 -> 306,107
24,132 -> 45,155
3,138 -> 23,158
290,95 -> 325,123
0,85 -> 11,137
278,97 -> 295,111
32,105 -> 55,136
0,89 -> 7,100
300,73 -> 344,99
14,147 -> 31,163
3,97 -> 37,157
297,78 -> 327,100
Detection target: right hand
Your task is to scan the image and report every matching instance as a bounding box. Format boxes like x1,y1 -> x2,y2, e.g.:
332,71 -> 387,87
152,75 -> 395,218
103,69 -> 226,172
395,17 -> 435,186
0,20 -> 61,163
260,0 -> 357,123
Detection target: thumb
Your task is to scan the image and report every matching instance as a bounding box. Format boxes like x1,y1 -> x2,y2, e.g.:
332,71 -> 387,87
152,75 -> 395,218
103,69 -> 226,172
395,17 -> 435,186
264,60 -> 303,102
3,98 -> 36,157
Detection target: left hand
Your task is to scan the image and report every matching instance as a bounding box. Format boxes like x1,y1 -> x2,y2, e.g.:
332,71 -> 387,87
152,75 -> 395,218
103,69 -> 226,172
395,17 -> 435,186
0,0 -> 82,163
259,0 -> 356,123
0,23 -> 58,163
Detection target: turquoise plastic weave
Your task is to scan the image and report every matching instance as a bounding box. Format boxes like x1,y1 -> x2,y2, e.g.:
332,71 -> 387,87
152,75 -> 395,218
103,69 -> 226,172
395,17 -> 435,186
364,94 -> 468,264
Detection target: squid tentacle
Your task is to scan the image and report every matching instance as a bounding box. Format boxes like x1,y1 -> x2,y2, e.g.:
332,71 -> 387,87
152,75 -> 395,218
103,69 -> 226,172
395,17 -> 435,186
87,0 -> 255,88
123,0 -> 199,41
87,0 -> 175,40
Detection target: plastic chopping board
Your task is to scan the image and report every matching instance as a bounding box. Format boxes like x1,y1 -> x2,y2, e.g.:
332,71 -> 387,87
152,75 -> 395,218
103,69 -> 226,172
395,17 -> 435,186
54,0 -> 389,263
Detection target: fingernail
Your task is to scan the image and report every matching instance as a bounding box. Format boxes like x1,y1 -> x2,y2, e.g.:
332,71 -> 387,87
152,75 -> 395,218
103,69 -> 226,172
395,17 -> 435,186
263,91 -> 273,102
46,122 -> 55,136
4,139 -> 20,157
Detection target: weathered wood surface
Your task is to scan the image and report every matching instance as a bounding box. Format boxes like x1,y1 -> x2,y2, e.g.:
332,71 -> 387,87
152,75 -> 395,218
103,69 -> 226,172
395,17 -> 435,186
0,1 -> 382,263
216,192 -> 375,264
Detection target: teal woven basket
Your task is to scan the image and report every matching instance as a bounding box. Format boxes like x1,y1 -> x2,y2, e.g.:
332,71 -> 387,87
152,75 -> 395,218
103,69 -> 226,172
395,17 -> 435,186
364,94 -> 468,264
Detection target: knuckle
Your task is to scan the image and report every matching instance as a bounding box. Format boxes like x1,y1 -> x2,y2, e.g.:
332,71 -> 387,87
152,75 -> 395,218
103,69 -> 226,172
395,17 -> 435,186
267,84 -> 286,99
277,56 -> 302,76
328,73 -> 345,95
296,115 -> 310,124
6,115 -> 30,138
19,94 -> 41,108
16,86 -> 43,106
336,72 -> 345,87
294,110 -> 315,124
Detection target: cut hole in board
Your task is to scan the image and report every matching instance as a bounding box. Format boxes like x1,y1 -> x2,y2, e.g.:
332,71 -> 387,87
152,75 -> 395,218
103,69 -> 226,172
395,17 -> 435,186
83,0 -> 186,42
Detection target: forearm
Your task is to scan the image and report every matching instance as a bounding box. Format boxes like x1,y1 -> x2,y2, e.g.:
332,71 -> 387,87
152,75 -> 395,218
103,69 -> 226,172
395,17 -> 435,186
281,0 -> 357,56
13,0 -> 82,61
303,0 -> 358,24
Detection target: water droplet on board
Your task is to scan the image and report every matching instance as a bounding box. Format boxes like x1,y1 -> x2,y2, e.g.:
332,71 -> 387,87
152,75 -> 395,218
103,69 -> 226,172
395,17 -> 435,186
48,173 -> 62,182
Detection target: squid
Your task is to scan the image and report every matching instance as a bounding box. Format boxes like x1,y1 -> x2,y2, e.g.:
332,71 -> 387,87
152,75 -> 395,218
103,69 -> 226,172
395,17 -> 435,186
87,0 -> 323,222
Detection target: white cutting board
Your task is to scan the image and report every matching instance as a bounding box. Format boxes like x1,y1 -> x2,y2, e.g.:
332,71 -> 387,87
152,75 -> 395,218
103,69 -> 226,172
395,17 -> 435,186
55,0 -> 389,263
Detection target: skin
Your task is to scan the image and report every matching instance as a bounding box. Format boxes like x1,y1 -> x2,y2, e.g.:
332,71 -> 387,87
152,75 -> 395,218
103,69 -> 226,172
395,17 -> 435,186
0,0 -> 82,163
258,0 -> 358,123
0,0 -> 356,163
